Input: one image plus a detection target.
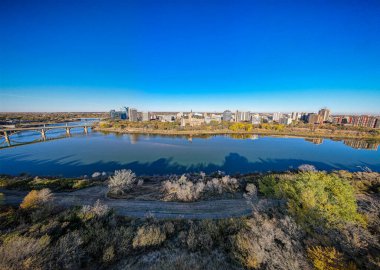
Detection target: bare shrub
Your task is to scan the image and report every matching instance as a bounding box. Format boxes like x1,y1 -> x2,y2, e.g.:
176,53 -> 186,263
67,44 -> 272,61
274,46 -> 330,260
108,169 -> 136,195
115,249 -> 237,270
0,234 -> 50,270
186,224 -> 213,252
102,246 -> 115,263
162,175 -> 205,202
50,231 -> 84,269
298,164 -> 317,172
20,188 -> 53,209
162,174 -> 239,201
230,210 -> 312,270
245,183 -> 257,196
132,225 -> 166,249
80,199 -> 110,220
205,176 -> 238,194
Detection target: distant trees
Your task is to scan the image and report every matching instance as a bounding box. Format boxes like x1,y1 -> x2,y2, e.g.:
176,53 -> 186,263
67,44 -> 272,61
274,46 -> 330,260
229,122 -> 253,132
108,169 -> 136,195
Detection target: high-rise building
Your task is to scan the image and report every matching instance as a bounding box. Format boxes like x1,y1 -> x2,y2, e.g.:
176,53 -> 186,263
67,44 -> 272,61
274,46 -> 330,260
291,112 -> 301,121
142,112 -> 150,121
351,115 -> 379,128
279,117 -> 292,125
222,110 -> 233,122
308,113 -> 321,124
128,108 -> 138,122
272,112 -> 282,122
318,108 -> 330,122
110,110 -> 116,119
235,111 -> 251,122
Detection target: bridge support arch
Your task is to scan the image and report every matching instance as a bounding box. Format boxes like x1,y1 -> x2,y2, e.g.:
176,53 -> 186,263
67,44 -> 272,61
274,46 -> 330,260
41,129 -> 46,140
4,131 -> 10,145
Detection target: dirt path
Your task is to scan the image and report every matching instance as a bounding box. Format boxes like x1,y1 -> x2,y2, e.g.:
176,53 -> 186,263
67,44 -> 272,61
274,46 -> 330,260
0,186 -> 266,219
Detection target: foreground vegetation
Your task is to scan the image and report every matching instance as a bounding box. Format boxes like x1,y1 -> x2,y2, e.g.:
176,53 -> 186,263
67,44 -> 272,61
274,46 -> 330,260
0,169 -> 379,269
94,120 -> 380,140
0,175 -> 101,192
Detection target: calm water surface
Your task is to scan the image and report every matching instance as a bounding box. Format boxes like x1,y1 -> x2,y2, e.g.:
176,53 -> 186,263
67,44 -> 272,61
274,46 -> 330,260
0,127 -> 379,176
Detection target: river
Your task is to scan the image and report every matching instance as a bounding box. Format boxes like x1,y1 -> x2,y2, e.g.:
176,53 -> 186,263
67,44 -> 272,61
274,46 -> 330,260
1,120 -> 379,176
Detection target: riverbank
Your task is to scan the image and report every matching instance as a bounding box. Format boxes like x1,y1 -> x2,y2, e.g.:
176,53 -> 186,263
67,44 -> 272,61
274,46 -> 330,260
1,170 -> 379,270
94,126 -> 380,140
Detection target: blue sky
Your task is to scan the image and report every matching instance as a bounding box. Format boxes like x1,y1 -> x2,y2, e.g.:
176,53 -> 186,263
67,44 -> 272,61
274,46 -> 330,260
1,0 -> 380,113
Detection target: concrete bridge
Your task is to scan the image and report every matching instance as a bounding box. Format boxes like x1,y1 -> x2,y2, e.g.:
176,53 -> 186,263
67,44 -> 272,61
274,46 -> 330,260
0,123 -> 92,146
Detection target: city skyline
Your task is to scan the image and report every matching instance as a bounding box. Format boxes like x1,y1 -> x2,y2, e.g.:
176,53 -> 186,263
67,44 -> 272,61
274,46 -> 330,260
1,0 -> 380,113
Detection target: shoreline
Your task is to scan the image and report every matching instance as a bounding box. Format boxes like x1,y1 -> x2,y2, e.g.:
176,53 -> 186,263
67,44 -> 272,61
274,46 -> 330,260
93,127 -> 380,140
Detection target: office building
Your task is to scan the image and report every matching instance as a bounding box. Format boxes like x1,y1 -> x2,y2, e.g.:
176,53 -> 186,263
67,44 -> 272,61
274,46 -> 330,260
235,111 -> 251,122
279,117 -> 292,125
318,108 -> 330,122
272,112 -> 282,122
142,112 -> 150,121
308,113 -> 321,124
291,112 -> 301,121
128,108 -> 138,122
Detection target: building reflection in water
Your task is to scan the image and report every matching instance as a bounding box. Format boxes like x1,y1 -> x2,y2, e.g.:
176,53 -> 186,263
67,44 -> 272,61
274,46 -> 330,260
305,138 -> 324,145
343,140 -> 379,150
129,134 -> 140,144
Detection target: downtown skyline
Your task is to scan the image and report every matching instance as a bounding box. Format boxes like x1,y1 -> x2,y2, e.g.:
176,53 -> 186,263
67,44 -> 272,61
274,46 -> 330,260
1,0 -> 380,113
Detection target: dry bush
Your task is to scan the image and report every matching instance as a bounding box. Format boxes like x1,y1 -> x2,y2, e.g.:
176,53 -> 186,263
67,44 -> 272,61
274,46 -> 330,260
298,164 -> 317,172
20,188 -> 53,209
162,174 -> 239,202
230,210 -> 311,270
186,224 -> 213,252
113,249 -> 240,270
205,175 -> 238,194
132,225 -> 166,249
162,175 -> 205,202
49,231 -> 84,269
102,245 -> 115,263
80,199 -> 110,221
0,234 -> 50,270
108,169 -> 136,195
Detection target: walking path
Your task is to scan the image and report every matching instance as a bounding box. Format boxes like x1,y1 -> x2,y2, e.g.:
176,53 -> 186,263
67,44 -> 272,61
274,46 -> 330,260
0,186 -> 279,219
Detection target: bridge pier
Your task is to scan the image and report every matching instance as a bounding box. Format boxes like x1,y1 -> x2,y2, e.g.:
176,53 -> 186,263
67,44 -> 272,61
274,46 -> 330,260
66,127 -> 71,136
41,129 -> 46,140
84,126 -> 88,134
4,131 -> 10,145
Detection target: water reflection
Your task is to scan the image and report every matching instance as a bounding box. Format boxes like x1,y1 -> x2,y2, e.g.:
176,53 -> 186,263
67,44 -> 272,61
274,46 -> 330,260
1,132 -> 379,176
305,138 -> 324,145
343,140 -> 379,150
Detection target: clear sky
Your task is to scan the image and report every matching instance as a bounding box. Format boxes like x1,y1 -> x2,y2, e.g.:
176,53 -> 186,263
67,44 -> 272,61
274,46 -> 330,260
1,0 -> 379,114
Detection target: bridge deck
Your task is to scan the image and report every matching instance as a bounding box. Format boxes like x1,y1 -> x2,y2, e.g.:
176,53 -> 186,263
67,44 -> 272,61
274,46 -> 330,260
0,125 -> 91,132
